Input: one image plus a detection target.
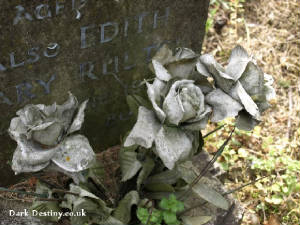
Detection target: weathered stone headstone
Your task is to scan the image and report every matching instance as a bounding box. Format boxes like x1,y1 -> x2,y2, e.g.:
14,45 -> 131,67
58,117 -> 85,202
0,0 -> 209,186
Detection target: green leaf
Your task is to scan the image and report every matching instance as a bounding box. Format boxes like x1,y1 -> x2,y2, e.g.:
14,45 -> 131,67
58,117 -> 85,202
113,191 -> 139,224
150,209 -> 163,224
137,156 -> 155,190
159,194 -> 184,213
181,215 -> 212,225
163,211 -> 179,225
137,207 -> 150,225
120,148 -> 142,181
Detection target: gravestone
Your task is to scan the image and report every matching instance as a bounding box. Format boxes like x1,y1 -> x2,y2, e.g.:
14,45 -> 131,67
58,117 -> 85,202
0,0 -> 209,186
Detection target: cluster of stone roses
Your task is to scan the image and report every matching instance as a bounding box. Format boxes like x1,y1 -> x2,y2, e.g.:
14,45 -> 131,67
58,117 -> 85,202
124,45 -> 275,169
8,45 -> 275,181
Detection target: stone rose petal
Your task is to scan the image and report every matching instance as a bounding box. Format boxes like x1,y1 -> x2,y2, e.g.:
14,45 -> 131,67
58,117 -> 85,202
154,126 -> 193,170
32,122 -> 64,146
12,147 -> 51,174
146,81 -> 166,123
124,106 -> 161,148
230,82 -> 260,120
68,99 -> 89,134
16,104 -> 44,128
52,134 -> 95,172
163,80 -> 194,125
238,61 -> 264,96
182,105 -> 212,130
199,54 -> 235,93
205,89 -> 243,122
8,117 -> 27,140
226,45 -> 251,81
152,59 -> 172,81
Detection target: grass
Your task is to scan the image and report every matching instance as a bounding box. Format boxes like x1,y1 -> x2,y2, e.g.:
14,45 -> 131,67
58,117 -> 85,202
203,0 -> 300,224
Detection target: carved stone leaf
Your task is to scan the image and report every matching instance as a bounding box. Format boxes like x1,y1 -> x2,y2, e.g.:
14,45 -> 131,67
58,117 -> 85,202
52,135 -> 95,172
154,126 -> 193,170
145,169 -> 180,186
225,45 -> 251,81
230,82 -> 260,120
137,156 -> 155,190
181,216 -> 212,225
113,191 -> 139,224
70,197 -> 111,225
205,89 -> 243,122
177,161 -> 229,210
146,82 -> 166,123
69,183 -> 100,199
67,99 -> 88,134
120,149 -> 142,182
193,181 -> 229,210
124,106 -> 161,148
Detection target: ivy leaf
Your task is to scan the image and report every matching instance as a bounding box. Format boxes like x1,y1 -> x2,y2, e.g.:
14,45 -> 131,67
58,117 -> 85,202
163,211 -> 180,225
137,207 -> 150,225
113,191 -> 139,224
159,194 -> 184,213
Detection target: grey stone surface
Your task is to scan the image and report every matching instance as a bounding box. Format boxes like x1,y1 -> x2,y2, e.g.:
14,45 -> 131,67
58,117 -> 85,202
0,0 -> 209,186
